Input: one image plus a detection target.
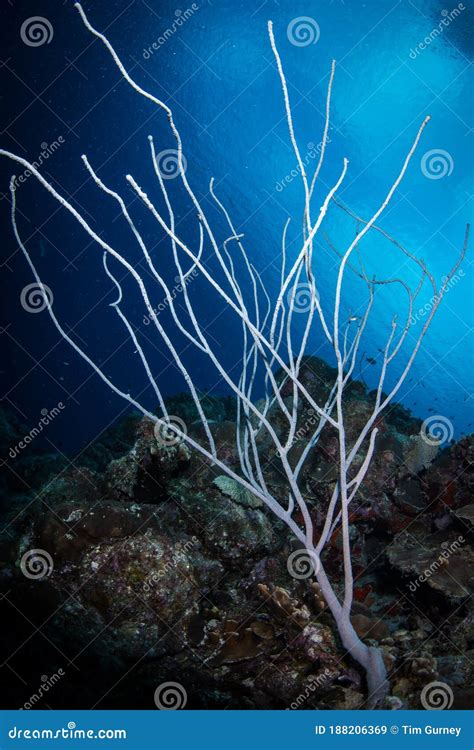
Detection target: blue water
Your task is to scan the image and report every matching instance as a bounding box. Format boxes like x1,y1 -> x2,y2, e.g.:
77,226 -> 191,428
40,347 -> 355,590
0,0 -> 472,450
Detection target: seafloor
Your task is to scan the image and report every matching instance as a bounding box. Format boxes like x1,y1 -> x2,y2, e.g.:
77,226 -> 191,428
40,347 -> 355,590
0,357 -> 472,709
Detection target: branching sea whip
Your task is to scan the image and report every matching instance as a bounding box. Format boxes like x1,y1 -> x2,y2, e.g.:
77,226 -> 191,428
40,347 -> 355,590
0,4 -> 469,706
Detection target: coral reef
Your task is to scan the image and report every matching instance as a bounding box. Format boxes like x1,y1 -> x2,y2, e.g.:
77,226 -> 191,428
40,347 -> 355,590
0,361 -> 472,709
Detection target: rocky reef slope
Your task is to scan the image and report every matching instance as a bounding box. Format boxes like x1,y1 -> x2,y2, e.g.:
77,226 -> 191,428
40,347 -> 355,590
0,358 -> 472,709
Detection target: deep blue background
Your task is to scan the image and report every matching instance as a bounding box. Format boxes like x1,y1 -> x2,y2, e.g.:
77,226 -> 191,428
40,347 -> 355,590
0,0 -> 472,454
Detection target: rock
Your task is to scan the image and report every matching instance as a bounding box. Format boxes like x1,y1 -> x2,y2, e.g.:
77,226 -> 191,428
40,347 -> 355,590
387,529 -> 472,600
293,623 -> 338,662
403,435 -> 438,475
455,504 -> 474,524
250,620 -> 275,640
422,435 -> 474,512
36,500 -> 156,563
407,655 -> 438,683
164,392 -> 235,425
179,487 -> 277,566
392,677 -> 412,699
1,364 -> 473,710
213,623 -> 265,664
351,614 -> 389,642
258,584 -> 311,628
104,418 -> 190,503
